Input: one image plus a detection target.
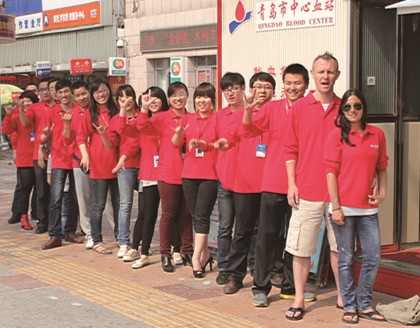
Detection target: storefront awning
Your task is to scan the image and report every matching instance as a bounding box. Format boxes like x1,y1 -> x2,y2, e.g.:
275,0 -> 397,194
386,0 -> 420,15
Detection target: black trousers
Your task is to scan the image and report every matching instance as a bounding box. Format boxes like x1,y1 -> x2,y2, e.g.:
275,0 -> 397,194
252,192 -> 294,294
33,160 -> 50,229
17,167 -> 36,215
226,192 -> 261,282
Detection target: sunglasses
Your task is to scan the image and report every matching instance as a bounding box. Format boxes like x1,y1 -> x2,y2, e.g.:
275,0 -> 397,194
342,103 -> 363,112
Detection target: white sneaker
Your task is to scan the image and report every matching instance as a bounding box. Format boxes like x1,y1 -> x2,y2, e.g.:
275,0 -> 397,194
118,245 -> 129,258
173,252 -> 183,265
122,249 -> 140,262
85,237 -> 94,250
132,256 -> 150,269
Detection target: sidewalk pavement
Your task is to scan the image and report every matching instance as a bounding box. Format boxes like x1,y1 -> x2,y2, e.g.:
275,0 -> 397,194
0,149 -> 402,327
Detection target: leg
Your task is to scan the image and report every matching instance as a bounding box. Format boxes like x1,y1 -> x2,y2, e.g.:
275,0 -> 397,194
253,192 -> 288,296
73,168 -> 92,238
109,178 -> 120,240
158,182 -> 182,257
226,192 -> 261,284
132,187 -> 144,251
216,183 -> 235,272
17,167 -> 36,216
331,215 -> 357,311
90,179 -> 109,244
48,169 -> 67,238
117,168 -> 138,246
140,185 -> 160,255
63,171 -> 79,235
357,214 -> 382,314
10,172 -> 21,220
34,160 -> 50,230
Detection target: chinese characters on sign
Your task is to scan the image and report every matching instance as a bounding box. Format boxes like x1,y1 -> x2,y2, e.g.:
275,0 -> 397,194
255,0 -> 335,31
140,25 -> 217,52
0,14 -> 15,41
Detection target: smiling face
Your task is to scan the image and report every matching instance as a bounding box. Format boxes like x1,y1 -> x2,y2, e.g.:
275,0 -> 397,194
222,84 -> 245,107
250,80 -> 274,107
22,97 -> 33,110
311,58 -> 340,96
194,95 -> 213,116
117,90 -> 135,112
169,87 -> 188,112
38,81 -> 52,103
283,73 -> 308,104
73,86 -> 90,110
57,86 -> 72,106
49,81 -> 59,101
93,83 -> 111,106
343,95 -> 364,128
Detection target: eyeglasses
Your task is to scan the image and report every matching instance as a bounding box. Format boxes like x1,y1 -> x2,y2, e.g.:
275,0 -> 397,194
342,103 -> 363,112
170,93 -> 187,98
39,87 -> 49,93
252,84 -> 273,91
223,87 -> 242,95
94,89 -> 110,96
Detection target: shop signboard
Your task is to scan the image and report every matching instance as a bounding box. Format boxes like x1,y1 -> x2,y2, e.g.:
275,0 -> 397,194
170,57 -> 183,83
36,61 -> 52,77
108,57 -> 127,76
70,58 -> 92,75
15,13 -> 43,34
0,14 -> 15,42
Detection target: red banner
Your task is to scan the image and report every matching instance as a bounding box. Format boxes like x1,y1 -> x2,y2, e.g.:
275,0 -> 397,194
70,58 -> 92,75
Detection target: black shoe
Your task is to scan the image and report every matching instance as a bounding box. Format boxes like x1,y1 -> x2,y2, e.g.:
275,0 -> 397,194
8,215 -> 21,224
223,279 -> 243,294
35,226 -> 48,234
216,271 -> 228,285
161,256 -> 174,273
42,237 -> 62,250
202,256 -> 214,273
192,269 -> 203,279
181,253 -> 193,266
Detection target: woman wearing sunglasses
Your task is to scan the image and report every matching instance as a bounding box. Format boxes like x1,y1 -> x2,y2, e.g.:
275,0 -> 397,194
324,89 -> 388,324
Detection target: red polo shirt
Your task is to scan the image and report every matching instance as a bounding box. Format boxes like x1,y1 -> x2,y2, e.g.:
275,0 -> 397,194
76,107 -> 119,179
2,108 -> 34,167
324,125 -> 388,208
242,99 -> 289,194
283,91 -> 341,202
139,134 -> 160,181
180,112 -> 217,180
136,109 -> 185,185
38,103 -> 78,169
201,106 -> 240,191
26,101 -> 56,160
109,114 -> 140,169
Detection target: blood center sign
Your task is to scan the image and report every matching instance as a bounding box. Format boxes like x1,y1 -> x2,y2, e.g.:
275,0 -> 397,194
108,57 -> 127,76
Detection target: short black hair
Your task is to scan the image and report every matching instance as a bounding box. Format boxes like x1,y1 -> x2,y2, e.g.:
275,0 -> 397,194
193,82 -> 216,111
249,72 -> 276,90
55,79 -> 72,92
71,81 -> 89,92
220,72 -> 245,90
48,77 -> 60,88
167,82 -> 188,98
38,77 -> 53,85
19,90 -> 39,104
283,64 -> 309,85
25,82 -> 38,91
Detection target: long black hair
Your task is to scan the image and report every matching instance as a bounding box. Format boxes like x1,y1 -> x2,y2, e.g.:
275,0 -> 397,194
142,86 -> 169,118
116,84 -> 139,110
89,78 -> 118,126
335,88 -> 368,147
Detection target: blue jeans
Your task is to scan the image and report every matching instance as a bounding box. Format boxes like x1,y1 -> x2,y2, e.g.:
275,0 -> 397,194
90,178 -> 120,243
331,214 -> 381,311
49,169 -> 77,238
216,182 -> 235,271
117,168 -> 139,245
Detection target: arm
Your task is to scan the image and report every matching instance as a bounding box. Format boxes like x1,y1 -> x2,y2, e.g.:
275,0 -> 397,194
17,99 -> 30,128
62,113 -> 72,140
1,106 -> 17,135
286,160 -> 299,209
112,155 -> 127,174
368,170 -> 387,206
326,173 -> 344,225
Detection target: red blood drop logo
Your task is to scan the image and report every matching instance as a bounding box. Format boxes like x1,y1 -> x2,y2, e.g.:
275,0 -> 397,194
235,1 -> 245,21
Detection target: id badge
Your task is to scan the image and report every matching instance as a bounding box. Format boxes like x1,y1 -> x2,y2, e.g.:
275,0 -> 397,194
30,132 -> 35,142
195,148 -> 204,158
256,144 -> 267,158
153,155 -> 159,168
138,180 -> 143,193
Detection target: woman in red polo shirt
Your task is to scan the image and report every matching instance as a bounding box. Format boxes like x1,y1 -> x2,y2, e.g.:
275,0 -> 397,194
324,89 -> 388,324
77,79 -> 120,255
135,82 -> 193,273
2,91 -> 39,230
172,82 -> 218,278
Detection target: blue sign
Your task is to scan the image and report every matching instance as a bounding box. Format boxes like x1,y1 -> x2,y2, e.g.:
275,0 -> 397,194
36,68 -> 52,77
5,0 -> 42,16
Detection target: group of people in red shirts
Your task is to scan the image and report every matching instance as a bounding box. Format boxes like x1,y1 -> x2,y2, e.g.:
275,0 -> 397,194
2,51 -> 389,324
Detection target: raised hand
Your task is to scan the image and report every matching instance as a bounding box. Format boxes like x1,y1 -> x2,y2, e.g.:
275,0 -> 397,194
141,90 -> 158,112
93,122 -> 107,136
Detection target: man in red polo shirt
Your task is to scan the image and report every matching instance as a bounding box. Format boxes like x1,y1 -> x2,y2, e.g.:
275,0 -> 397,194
283,52 -> 342,321
20,77 -> 56,234
39,79 -> 83,250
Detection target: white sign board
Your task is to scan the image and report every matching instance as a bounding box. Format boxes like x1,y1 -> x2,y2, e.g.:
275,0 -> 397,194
255,0 -> 336,32
108,57 -> 127,76
15,13 -> 43,35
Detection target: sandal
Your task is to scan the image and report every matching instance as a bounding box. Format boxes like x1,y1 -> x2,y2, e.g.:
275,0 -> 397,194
359,310 -> 385,322
285,307 -> 304,321
342,311 -> 359,325
93,243 -> 112,255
